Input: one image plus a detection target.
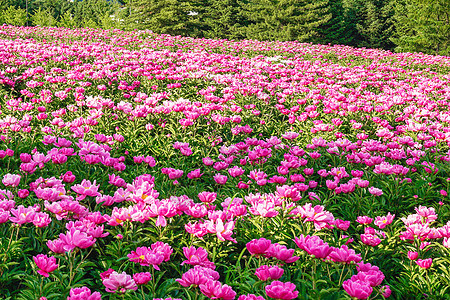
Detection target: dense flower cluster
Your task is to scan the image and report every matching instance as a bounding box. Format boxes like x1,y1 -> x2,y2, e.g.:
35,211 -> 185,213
0,25 -> 449,298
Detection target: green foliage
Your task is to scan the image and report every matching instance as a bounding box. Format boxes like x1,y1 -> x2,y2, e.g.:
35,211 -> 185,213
0,6 -> 27,26
129,0 -> 196,35
392,0 -> 450,55
239,0 -> 331,42
31,7 -> 57,27
202,0 -> 246,39
316,0 -> 358,46
57,11 -> 77,29
355,0 -> 396,49
31,0 -> 73,21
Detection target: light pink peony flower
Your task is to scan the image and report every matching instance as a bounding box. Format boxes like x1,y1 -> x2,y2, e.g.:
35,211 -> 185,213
102,271 -> 137,294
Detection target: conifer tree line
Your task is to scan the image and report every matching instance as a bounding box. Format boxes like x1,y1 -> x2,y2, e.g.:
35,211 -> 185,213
1,0 -> 449,55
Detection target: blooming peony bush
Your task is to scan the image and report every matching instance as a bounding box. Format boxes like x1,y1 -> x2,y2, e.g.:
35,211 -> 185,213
0,25 -> 450,299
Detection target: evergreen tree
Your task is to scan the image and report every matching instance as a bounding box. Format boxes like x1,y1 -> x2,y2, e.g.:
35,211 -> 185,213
72,0 -> 119,28
31,7 -> 57,26
202,0 -> 246,39
393,0 -> 450,55
129,0 -> 196,36
316,0 -> 358,45
355,0 -> 395,49
342,0 -> 395,50
239,0 -> 331,42
32,0 -> 73,21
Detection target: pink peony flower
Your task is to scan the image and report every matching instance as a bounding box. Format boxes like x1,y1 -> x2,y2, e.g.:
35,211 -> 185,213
198,191 -> 217,203
33,254 -> 58,277
381,285 -> 392,298
356,216 -> 373,225
282,132 -> 299,140
71,179 -> 100,200
342,279 -> 373,299
67,287 -> 102,300
266,244 -> 299,264
255,265 -> 284,281
416,258 -> 432,269
294,234 -> 333,259
187,169 -> 203,179
265,281 -> 298,300
335,219 -> 350,231
368,187 -> 383,196
213,174 -> 228,185
238,295 -> 265,300
407,251 -> 418,260
176,265 -> 219,287
360,234 -> 382,247
2,173 -> 21,187
374,213 -> 395,229
328,245 -> 362,264
182,246 -> 215,269
133,272 -> 152,285
246,238 -> 272,256
59,228 -> 96,250
199,280 -> 236,300
102,271 -> 138,294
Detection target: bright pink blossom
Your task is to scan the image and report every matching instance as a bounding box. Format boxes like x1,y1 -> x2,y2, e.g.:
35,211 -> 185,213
265,281 -> 298,300
33,254 -> 58,277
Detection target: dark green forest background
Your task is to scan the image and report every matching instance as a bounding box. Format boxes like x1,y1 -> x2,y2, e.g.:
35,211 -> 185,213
1,0 -> 449,56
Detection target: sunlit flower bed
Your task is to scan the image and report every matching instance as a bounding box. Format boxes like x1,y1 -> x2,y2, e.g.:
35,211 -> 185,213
1,25 -> 450,299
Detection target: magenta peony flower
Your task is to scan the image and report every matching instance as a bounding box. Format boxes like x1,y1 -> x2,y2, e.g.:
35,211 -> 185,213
18,189 -> 29,198
328,245 -> 362,264
59,228 -> 96,250
416,258 -> 432,269
182,246 -> 215,269
238,295 -> 265,300
255,265 -> 284,281
67,287 -> 102,300
335,219 -> 350,231
342,279 -> 373,299
265,281 -> 298,300
381,285 -> 392,298
0,209 -> 10,224
199,279 -> 236,300
213,174 -> 228,185
246,238 -> 272,256
360,234 -> 382,247
294,234 -> 333,259
407,251 -> 418,260
374,212 -> 395,229
71,179 -> 100,200
187,169 -> 203,179
176,266 -> 219,287
356,216 -> 373,225
33,254 -> 58,277
133,272 -> 152,285
198,191 -> 217,203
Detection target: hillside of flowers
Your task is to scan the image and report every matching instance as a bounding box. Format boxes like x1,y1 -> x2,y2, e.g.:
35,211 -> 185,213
1,25 -> 450,300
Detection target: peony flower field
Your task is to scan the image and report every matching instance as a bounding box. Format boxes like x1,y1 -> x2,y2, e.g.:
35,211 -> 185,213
1,25 -> 450,300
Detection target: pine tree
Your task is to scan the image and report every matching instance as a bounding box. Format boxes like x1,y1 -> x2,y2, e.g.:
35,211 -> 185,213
316,0 -> 358,45
32,0 -> 74,21
202,0 -> 246,39
129,0 -> 197,36
393,0 -> 450,55
342,0 -> 395,50
355,0 -> 395,49
239,0 -> 331,42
